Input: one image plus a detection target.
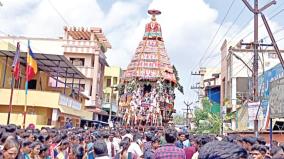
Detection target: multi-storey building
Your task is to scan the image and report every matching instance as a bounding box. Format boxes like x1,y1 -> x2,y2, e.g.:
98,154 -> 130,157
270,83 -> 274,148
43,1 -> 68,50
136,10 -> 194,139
102,66 -> 123,121
0,26 -> 111,121
62,27 -> 111,120
0,41 -> 92,128
220,39 -> 284,130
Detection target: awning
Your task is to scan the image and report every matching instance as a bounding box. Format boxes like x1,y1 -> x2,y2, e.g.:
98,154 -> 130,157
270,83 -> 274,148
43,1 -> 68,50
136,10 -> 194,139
59,106 -> 93,120
87,108 -> 108,115
0,50 -> 86,79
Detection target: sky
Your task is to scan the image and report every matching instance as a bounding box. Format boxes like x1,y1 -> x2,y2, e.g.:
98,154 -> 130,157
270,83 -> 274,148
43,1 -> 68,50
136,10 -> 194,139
0,0 -> 284,114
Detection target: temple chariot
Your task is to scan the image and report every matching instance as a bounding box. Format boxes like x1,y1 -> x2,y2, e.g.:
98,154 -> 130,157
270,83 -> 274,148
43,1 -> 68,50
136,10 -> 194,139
118,10 -> 177,127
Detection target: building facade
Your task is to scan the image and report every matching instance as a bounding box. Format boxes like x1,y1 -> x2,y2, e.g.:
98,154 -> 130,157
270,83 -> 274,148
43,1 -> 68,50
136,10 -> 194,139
193,67 -> 221,112
62,27 -> 111,120
0,41 -> 92,128
0,26 -> 111,121
220,39 -> 284,130
102,66 -> 123,121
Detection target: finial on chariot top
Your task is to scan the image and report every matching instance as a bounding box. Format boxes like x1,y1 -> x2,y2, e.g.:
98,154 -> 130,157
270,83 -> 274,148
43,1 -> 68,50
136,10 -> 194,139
148,9 -> 161,21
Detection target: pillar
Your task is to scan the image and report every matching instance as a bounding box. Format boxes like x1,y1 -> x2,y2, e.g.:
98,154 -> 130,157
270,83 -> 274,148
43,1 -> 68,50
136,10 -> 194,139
231,77 -> 237,130
51,109 -> 59,126
92,52 -> 100,106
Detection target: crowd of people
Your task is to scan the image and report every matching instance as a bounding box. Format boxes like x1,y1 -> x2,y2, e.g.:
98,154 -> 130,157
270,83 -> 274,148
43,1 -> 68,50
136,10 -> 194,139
0,124 -> 284,159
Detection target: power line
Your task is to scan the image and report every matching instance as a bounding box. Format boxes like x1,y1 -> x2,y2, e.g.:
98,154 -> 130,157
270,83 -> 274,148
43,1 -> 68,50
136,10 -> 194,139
229,2 -> 284,45
233,56 -> 253,77
208,6 -> 284,69
260,9 -> 284,41
239,7 -> 284,43
267,0 -> 284,16
277,36 -> 284,42
47,0 -> 69,26
202,6 -> 247,66
198,0 -> 236,66
227,17 -> 253,45
191,0 -> 237,72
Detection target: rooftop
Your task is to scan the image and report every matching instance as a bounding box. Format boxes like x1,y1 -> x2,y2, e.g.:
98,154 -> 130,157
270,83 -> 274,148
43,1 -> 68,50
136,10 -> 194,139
0,50 -> 86,79
64,26 -> 112,49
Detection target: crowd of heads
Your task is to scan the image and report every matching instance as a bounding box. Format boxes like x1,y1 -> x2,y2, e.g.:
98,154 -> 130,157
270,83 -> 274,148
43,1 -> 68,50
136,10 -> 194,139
0,124 -> 284,159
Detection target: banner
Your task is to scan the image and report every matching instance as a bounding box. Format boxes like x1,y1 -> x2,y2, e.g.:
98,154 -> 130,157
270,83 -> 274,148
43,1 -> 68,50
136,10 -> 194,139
270,78 -> 284,118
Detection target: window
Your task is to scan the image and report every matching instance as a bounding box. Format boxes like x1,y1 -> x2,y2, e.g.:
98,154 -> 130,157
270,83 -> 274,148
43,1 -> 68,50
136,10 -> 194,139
113,77 -> 118,85
70,58 -> 85,66
91,55 -> 95,67
73,84 -> 85,91
28,80 -> 37,89
80,84 -> 85,90
89,85 -> 92,96
106,78 -> 111,87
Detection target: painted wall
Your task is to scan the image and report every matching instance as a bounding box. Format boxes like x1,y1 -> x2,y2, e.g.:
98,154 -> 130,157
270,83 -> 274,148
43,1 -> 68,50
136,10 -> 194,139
102,66 -> 122,113
0,106 -> 52,126
207,87 -> 220,104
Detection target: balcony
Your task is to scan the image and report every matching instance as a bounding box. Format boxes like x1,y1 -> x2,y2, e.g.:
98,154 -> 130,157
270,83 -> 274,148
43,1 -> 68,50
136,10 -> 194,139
0,89 -> 92,118
85,98 -> 102,107
76,66 -> 94,79
63,40 -> 100,54
102,102 -> 118,113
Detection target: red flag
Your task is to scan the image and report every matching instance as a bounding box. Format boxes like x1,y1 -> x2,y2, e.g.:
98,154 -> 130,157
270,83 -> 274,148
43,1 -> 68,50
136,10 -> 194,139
12,42 -> 20,80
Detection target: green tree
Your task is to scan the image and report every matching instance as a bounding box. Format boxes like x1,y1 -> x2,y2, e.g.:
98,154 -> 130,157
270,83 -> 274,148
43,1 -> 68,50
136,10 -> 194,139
192,98 -> 221,134
173,114 -> 186,125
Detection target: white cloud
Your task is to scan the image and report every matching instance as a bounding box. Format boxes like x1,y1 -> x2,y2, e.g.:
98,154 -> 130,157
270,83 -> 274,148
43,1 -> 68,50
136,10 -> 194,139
0,0 -> 225,112
1,0 -> 283,113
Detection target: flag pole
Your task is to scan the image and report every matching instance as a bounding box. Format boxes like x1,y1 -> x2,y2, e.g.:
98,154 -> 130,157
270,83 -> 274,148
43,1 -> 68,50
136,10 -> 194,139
8,42 -> 20,125
23,80 -> 28,129
7,71 -> 15,124
23,40 -> 29,129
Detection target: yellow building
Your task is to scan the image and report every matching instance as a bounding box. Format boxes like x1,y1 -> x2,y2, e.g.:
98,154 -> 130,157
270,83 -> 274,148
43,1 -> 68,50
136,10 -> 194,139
102,66 -> 122,121
0,42 -> 92,128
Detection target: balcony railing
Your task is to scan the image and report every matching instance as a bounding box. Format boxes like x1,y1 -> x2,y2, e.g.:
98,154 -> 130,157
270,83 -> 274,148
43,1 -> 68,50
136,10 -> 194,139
63,40 -> 99,54
85,98 -> 102,107
102,102 -> 118,112
0,89 -> 82,110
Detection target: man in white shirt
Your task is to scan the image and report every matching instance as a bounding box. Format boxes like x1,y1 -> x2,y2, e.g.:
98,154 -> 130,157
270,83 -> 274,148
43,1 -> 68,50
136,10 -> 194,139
113,132 -> 121,145
105,132 -> 120,158
127,133 -> 143,158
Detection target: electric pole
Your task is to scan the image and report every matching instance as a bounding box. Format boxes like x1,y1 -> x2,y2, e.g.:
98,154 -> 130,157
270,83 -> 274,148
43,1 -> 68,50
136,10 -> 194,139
242,0 -> 277,137
183,101 -> 193,128
191,67 -> 206,107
